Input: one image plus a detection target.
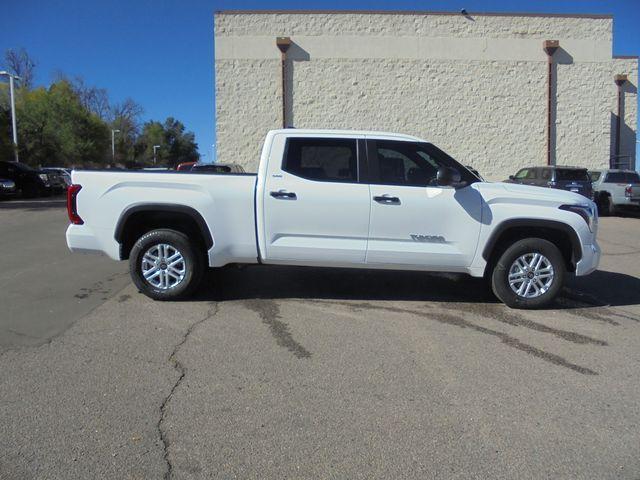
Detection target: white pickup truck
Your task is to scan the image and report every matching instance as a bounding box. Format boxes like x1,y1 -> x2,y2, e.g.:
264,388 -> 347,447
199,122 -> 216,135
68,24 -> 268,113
66,129 -> 600,308
589,169 -> 640,216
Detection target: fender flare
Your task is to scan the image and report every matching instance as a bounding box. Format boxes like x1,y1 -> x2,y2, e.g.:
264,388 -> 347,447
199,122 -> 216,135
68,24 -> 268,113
482,219 -> 582,263
114,203 -> 213,250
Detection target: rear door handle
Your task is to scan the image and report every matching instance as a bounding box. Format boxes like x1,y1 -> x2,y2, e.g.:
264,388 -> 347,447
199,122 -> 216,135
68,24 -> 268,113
270,190 -> 297,200
373,195 -> 401,205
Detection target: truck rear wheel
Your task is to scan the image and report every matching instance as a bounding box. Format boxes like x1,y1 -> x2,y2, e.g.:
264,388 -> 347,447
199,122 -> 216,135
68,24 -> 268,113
598,194 -> 616,216
129,229 -> 204,301
491,238 -> 565,309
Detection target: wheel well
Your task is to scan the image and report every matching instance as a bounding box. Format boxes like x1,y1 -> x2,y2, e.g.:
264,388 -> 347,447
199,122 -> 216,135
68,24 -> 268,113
115,207 -> 212,260
484,225 -> 579,274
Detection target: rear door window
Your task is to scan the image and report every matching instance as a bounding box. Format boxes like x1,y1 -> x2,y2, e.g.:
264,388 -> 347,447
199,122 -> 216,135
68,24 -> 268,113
283,138 -> 358,183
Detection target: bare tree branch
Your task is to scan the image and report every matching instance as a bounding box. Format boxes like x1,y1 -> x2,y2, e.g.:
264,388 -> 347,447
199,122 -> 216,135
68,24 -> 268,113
4,48 -> 36,89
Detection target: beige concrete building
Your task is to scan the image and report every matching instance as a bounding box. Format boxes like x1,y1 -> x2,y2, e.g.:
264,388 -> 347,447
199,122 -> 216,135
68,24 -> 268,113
214,11 -> 637,179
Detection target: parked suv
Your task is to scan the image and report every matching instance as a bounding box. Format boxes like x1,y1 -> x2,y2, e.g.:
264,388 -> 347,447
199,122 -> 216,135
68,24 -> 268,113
589,169 -> 640,215
0,161 -> 51,197
507,166 -> 593,199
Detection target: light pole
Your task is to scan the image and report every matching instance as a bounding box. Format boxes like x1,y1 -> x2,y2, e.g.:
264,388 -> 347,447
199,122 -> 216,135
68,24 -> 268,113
111,129 -> 120,163
0,71 -> 22,162
153,145 -> 160,165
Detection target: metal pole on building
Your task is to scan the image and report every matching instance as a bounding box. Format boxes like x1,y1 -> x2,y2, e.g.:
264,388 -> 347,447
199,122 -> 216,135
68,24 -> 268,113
0,70 -> 22,162
153,145 -> 161,165
613,74 -> 628,168
543,40 -> 559,166
276,37 -> 292,129
111,129 -> 120,163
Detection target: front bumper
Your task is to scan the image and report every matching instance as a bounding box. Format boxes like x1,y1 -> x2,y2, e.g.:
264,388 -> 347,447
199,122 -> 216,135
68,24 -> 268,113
575,241 -> 600,276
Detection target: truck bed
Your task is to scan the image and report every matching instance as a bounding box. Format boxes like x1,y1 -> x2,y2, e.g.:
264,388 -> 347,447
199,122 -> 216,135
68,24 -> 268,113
68,170 -> 259,266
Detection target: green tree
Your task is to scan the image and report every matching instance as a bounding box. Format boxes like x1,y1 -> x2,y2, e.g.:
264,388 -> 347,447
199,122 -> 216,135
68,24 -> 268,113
16,81 -> 110,167
0,103 -> 13,160
135,117 -> 199,167
2,48 -> 200,168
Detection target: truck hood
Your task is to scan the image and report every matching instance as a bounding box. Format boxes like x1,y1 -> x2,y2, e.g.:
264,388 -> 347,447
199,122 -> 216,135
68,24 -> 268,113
472,181 -> 592,207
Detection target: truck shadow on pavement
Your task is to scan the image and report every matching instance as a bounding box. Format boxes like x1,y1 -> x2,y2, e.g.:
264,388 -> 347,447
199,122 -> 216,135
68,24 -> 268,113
196,266 -> 640,376
198,265 -> 640,311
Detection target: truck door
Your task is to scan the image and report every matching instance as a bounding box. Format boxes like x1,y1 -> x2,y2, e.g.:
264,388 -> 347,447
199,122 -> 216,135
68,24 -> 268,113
261,134 -> 371,265
365,139 -> 482,269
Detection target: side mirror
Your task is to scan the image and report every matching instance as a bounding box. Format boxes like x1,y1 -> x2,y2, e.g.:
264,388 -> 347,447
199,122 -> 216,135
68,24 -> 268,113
508,175 -> 515,180
436,166 -> 461,187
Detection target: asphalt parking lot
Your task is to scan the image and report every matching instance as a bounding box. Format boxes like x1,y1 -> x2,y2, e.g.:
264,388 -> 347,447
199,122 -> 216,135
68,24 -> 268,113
1,200 -> 640,479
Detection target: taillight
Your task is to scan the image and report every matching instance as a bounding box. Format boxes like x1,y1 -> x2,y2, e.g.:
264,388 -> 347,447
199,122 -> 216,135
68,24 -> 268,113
625,185 -> 632,198
67,184 -> 83,225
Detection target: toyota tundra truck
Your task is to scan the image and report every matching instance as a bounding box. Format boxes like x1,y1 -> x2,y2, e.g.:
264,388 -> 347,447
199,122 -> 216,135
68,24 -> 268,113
66,129 -> 600,309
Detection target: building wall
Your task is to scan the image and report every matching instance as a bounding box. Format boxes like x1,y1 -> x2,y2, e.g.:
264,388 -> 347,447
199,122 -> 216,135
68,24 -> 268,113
214,12 -> 638,178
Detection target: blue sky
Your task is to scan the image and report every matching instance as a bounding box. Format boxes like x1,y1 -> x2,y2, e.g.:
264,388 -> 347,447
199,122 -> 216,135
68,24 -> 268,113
1,0 -> 638,162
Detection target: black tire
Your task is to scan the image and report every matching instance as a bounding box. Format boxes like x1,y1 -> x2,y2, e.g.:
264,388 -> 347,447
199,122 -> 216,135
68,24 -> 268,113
129,229 -> 204,301
598,194 -> 615,216
491,238 -> 565,309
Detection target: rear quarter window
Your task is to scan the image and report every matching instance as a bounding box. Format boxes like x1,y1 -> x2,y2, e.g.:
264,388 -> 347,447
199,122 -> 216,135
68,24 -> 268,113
589,172 -> 601,182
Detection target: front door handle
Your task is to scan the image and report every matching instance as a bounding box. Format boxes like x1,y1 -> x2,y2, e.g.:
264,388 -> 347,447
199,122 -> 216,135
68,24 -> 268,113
373,195 -> 401,205
270,190 -> 297,200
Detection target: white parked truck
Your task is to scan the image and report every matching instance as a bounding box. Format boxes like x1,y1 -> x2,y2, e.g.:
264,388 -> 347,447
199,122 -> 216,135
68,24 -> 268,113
66,129 -> 600,308
589,169 -> 640,216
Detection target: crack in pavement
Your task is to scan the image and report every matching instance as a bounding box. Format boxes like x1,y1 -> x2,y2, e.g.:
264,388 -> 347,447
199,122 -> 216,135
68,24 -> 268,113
158,302 -> 219,480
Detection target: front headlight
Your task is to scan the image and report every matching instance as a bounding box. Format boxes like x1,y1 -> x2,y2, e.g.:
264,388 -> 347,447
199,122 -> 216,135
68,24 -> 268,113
559,204 -> 596,232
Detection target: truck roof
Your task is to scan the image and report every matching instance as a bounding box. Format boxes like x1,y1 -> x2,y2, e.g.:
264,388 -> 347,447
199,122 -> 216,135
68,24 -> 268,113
267,128 -> 424,142
589,168 -> 637,173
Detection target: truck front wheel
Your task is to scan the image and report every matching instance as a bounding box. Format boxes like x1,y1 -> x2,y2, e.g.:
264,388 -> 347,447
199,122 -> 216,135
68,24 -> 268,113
491,238 -> 565,309
129,229 -> 204,301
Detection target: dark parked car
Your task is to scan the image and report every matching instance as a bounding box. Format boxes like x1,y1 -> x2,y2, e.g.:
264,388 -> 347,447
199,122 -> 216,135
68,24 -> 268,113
190,163 -> 246,174
506,166 -> 593,199
42,167 -> 72,187
0,161 -> 51,197
41,168 -> 69,193
0,178 -> 17,198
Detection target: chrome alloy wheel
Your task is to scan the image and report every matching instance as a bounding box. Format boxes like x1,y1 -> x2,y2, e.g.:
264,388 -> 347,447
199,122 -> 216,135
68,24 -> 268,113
508,253 -> 555,299
141,243 -> 186,290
